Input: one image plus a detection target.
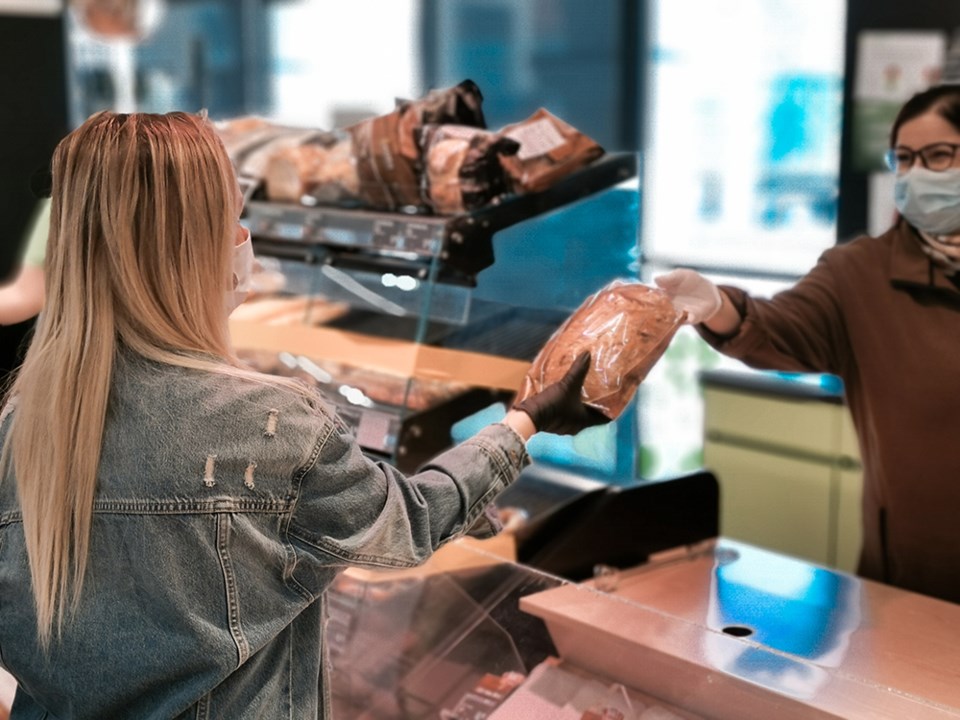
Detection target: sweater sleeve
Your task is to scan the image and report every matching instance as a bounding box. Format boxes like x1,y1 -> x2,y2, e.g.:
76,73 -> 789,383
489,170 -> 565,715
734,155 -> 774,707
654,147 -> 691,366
697,250 -> 849,376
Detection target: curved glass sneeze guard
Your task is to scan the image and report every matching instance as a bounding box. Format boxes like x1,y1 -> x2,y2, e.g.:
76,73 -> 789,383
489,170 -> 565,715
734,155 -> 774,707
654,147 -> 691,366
325,541 -> 565,719
328,538 -> 960,719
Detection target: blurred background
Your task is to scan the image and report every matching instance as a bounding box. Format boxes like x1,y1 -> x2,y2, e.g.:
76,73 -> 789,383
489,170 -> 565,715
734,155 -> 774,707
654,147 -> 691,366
2,0 -> 954,481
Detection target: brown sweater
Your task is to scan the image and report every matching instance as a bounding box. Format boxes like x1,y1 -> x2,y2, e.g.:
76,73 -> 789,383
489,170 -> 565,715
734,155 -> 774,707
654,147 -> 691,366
699,221 -> 960,604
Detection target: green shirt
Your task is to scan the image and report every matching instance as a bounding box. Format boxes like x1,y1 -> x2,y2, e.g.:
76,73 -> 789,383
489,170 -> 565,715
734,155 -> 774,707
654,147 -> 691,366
21,198 -> 50,268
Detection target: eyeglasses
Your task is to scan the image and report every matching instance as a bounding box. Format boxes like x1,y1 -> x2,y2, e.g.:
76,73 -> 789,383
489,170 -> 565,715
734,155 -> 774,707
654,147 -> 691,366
884,143 -> 960,173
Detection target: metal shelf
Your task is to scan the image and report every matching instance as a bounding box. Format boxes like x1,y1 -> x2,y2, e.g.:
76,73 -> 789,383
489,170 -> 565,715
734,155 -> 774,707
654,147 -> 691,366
244,152 -> 638,285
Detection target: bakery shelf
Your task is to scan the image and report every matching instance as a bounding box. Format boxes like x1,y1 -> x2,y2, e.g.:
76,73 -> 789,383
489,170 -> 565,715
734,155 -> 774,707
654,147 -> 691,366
244,152 -> 638,285
235,152 -> 642,476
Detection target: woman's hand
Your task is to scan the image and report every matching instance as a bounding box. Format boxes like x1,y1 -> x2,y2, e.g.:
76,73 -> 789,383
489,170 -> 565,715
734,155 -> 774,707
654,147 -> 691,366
655,269 -> 742,336
511,352 -> 608,436
654,269 -> 722,324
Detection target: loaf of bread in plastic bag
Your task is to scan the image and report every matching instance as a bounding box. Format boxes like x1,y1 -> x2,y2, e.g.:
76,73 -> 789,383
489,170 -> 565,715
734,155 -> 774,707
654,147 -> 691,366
517,280 -> 684,420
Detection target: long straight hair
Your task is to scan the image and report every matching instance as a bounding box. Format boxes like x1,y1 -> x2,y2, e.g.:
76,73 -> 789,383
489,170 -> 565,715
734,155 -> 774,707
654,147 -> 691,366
1,112 -> 296,647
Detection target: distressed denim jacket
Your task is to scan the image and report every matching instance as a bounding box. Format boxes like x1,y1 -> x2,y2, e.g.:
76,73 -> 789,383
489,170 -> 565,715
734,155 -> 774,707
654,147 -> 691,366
0,352 -> 529,719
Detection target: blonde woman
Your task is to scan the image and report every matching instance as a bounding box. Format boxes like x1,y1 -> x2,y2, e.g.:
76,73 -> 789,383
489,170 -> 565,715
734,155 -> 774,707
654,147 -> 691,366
0,111 -> 603,719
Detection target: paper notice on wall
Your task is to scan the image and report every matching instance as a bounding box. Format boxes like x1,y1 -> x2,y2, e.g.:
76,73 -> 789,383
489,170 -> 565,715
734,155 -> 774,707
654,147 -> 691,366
852,31 -> 946,172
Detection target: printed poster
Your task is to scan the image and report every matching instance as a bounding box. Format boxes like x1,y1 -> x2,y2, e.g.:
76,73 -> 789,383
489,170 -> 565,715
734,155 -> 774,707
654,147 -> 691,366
852,31 -> 946,172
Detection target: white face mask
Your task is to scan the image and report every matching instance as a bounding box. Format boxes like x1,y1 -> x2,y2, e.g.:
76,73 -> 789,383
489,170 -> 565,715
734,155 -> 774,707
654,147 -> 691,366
894,167 -> 960,236
227,226 -> 254,315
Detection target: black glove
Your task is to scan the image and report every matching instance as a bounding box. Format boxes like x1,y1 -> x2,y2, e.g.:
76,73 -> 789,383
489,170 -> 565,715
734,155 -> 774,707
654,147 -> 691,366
514,352 -> 609,435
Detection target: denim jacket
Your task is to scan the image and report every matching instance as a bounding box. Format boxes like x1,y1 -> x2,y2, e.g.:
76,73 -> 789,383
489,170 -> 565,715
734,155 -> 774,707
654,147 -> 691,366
0,352 -> 529,719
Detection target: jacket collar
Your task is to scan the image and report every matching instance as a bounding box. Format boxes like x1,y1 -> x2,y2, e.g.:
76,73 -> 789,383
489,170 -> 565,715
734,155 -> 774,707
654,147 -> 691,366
889,221 -> 960,295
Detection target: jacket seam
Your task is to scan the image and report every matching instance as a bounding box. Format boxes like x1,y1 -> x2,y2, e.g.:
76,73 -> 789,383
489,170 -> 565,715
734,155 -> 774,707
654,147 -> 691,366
195,692 -> 210,720
279,421 -> 336,596
457,483 -> 504,532
86,499 -> 292,513
287,623 -> 295,720
320,595 -> 332,719
287,528 -> 422,569
215,514 -> 251,668
465,436 -> 514,481
283,422 -> 335,536
282,543 -> 315,603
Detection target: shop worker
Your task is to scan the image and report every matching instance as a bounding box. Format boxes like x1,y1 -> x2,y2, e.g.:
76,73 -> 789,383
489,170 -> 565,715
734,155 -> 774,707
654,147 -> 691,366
657,84 -> 960,605
0,111 -> 606,719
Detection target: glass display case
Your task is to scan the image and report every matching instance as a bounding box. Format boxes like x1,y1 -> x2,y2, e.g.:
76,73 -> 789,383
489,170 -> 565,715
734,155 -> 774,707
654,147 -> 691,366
233,153 -> 642,476
326,532 -> 960,720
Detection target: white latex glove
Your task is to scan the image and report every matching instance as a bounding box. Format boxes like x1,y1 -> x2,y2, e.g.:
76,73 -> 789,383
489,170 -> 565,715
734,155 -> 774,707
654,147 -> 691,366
654,269 -> 723,325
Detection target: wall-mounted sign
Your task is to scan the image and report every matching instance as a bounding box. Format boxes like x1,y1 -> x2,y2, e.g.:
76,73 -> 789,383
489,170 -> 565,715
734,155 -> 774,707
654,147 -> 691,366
852,31 -> 946,172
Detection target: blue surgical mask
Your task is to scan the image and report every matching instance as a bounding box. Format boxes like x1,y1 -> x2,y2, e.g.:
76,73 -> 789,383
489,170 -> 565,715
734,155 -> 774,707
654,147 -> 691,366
894,167 -> 960,236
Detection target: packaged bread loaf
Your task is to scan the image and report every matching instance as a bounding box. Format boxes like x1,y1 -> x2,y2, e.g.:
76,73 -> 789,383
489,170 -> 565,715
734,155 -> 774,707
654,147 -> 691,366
419,124 -> 519,215
347,79 -> 487,211
214,116 -> 337,202
215,119 -> 329,180
498,108 -> 605,194
263,134 -> 360,205
516,280 -> 684,420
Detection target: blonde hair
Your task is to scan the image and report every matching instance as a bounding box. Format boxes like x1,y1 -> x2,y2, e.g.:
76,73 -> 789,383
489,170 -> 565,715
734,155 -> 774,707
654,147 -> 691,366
2,111 -> 289,646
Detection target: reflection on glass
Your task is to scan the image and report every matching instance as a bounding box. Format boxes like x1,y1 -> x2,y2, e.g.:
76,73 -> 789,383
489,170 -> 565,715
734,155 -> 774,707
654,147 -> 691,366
326,556 -> 564,718
705,542 -> 861,699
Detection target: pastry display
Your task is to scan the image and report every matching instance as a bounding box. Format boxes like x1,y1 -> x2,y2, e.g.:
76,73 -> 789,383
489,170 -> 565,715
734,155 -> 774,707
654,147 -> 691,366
215,81 -> 608,217
215,117 -> 332,185
263,134 -> 360,205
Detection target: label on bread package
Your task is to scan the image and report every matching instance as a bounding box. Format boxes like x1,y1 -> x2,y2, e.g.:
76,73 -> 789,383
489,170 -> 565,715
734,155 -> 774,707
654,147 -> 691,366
506,117 -> 568,161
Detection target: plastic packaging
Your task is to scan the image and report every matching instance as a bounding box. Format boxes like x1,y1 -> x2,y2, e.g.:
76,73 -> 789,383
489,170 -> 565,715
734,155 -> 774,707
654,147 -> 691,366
498,108 -> 605,194
264,133 -> 360,205
517,280 -> 684,420
419,124 -> 519,215
348,79 -> 487,211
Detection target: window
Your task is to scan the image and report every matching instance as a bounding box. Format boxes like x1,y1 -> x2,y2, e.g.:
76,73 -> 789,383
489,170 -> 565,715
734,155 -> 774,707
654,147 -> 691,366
643,0 -> 847,277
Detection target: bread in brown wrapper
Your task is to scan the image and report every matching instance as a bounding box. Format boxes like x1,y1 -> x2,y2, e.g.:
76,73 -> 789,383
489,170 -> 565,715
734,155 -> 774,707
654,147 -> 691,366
419,124 -> 519,215
347,80 -> 487,211
263,135 -> 360,205
517,280 -> 683,420
498,108 -> 605,194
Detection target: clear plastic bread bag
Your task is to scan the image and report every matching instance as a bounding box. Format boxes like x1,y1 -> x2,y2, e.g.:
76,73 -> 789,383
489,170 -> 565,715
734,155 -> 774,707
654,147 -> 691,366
516,280 -> 685,420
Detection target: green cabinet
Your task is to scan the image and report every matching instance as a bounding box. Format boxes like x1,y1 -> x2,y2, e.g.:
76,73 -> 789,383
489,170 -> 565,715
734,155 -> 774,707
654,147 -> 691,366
702,381 -> 863,572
